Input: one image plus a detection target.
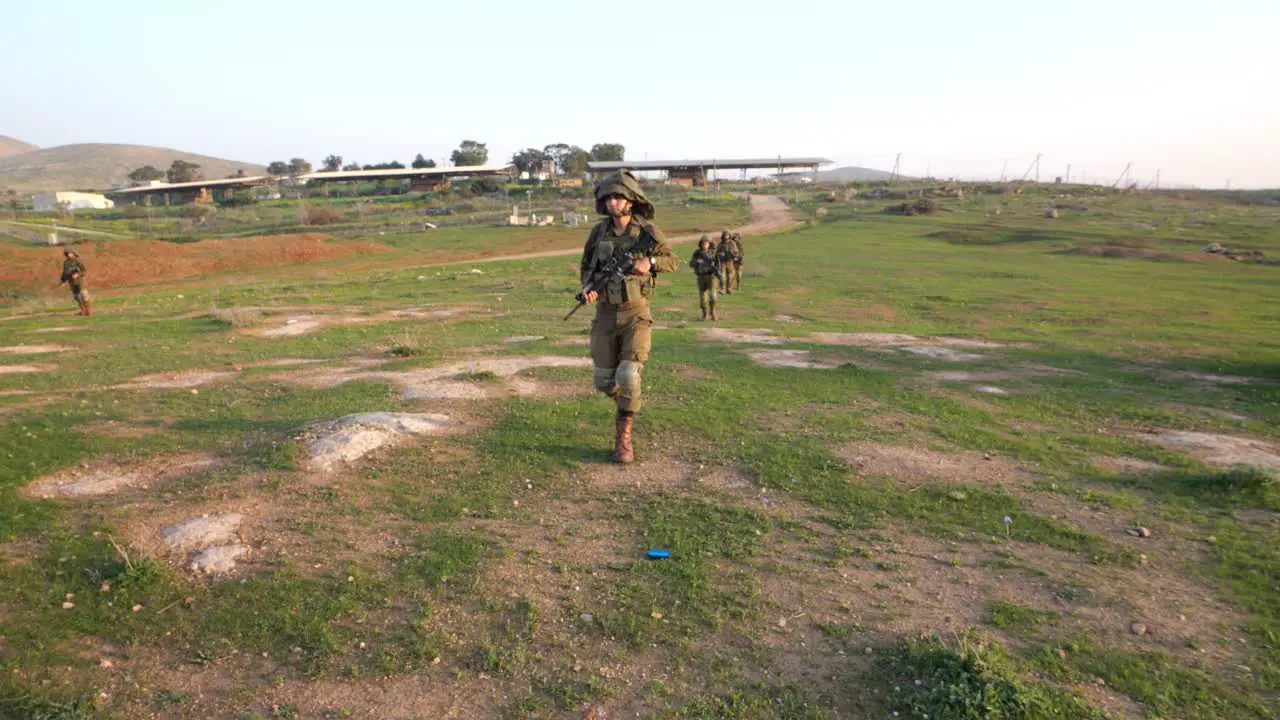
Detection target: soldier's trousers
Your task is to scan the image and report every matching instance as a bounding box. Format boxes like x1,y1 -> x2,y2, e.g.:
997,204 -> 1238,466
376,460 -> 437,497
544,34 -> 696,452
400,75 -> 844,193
725,261 -> 743,290
696,275 -> 716,312
590,301 -> 652,413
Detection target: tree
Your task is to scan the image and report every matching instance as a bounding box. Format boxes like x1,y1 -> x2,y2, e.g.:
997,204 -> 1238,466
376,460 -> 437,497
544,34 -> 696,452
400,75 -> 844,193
266,161 -> 290,176
226,168 -> 247,179
362,161 -> 405,170
342,162 -> 362,171
322,155 -> 343,172
469,177 -> 503,195
450,140 -> 488,167
560,146 -> 591,177
545,143 -> 589,177
166,160 -> 202,183
412,154 -> 436,169
589,143 -> 625,162
511,148 -> 549,175
287,158 -> 313,175
128,165 -> 165,182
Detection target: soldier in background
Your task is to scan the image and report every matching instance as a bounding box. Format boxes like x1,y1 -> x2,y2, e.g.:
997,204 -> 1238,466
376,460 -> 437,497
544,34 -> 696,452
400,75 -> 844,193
716,229 -> 744,294
58,248 -> 90,316
689,235 -> 719,321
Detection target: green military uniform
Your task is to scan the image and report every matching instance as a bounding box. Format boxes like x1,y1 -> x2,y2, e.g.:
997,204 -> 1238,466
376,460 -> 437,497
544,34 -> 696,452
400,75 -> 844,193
717,230 -> 744,293
579,170 -> 679,463
689,236 -> 719,321
59,251 -> 90,316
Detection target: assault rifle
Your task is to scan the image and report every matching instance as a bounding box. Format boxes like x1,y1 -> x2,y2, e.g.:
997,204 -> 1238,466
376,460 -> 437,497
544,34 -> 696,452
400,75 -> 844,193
563,231 -> 660,321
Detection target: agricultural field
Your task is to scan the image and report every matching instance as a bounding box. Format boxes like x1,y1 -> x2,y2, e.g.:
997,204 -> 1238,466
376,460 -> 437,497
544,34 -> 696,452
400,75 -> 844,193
1,184 -> 1278,719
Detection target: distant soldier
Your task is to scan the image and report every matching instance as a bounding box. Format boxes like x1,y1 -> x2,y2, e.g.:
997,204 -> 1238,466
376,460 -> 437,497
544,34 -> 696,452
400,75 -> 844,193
58,248 -> 90,316
689,235 -> 720,321
716,229 -> 744,293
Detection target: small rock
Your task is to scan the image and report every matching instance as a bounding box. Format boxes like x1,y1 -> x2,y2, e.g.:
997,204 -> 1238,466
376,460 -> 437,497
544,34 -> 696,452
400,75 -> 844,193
778,618 -> 788,628
650,611 -> 663,620
190,389 -> 199,395
359,642 -> 367,649
865,647 -> 874,655
131,604 -> 143,612
943,615 -> 953,623
579,613 -> 594,622
431,656 -> 441,665
1127,527 -> 1151,538
1130,622 -> 1148,636
61,602 -> 74,609
100,582 -> 110,593
99,659 -> 113,669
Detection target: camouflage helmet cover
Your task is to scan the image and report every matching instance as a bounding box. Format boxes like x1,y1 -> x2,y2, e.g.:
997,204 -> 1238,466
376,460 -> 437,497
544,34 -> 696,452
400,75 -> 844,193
594,169 -> 655,219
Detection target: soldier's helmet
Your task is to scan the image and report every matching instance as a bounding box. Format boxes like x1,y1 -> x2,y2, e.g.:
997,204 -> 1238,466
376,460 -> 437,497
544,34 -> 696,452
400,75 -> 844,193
594,169 -> 655,219
699,234 -> 711,247
720,229 -> 730,239
62,248 -> 76,257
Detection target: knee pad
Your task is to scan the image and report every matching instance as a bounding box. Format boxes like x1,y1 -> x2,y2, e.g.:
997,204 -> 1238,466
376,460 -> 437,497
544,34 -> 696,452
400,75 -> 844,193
616,360 -> 643,397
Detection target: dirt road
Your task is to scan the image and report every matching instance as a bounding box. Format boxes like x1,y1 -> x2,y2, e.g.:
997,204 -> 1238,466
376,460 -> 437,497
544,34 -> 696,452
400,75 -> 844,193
430,194 -> 800,268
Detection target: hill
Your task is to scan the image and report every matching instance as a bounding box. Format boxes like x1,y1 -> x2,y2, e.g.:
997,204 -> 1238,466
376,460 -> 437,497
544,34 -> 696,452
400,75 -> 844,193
0,135 -> 37,159
0,143 -> 266,192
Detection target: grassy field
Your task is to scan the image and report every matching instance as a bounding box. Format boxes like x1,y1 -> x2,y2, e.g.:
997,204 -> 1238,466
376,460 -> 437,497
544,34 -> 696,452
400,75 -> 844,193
1,184 -> 1278,719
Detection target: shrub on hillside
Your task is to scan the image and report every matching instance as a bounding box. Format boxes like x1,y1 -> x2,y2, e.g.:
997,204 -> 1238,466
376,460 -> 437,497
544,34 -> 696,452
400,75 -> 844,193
299,205 -> 346,226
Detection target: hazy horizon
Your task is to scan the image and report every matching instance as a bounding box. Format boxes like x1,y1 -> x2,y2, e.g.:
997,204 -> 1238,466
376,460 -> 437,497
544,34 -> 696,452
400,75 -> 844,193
2,0 -> 1277,189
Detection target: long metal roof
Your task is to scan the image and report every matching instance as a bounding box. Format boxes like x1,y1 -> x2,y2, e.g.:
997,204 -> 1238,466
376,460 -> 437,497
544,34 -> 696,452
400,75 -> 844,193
587,157 -> 833,171
298,164 -> 515,181
108,176 -> 271,194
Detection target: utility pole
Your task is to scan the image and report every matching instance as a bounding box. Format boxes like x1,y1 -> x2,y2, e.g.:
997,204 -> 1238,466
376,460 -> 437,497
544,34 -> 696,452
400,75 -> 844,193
890,153 -> 901,183
1065,163 -> 1071,184
999,160 -> 1008,182
1155,169 -> 1160,190
1112,162 -> 1132,189
1019,154 -> 1041,182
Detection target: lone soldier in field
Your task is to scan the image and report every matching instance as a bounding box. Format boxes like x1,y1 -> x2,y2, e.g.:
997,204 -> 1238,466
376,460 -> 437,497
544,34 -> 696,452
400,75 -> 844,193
690,235 -> 720,321
58,248 -> 90,316
578,170 -> 679,463
716,229 -> 744,294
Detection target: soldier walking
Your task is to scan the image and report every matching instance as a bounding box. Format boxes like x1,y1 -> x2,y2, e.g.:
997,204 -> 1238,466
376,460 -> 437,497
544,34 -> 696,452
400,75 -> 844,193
690,235 -> 720,321
58,249 -> 91,316
577,170 -> 679,464
716,229 -> 745,293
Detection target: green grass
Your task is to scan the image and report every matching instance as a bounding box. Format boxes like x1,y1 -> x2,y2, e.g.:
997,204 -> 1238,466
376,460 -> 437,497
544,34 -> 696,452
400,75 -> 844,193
880,631 -> 1102,719
1,185 -> 1278,716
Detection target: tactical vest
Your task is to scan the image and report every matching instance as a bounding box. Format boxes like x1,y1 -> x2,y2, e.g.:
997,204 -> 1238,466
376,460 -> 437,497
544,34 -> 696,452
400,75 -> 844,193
588,221 -> 656,305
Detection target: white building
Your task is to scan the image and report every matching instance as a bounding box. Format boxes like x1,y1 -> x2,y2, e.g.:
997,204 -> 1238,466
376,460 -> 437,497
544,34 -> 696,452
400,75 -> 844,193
33,191 -> 114,212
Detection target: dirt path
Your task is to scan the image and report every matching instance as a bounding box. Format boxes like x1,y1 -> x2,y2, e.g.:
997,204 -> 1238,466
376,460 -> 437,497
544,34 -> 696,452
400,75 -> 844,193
1,220 -> 130,239
425,194 -> 800,268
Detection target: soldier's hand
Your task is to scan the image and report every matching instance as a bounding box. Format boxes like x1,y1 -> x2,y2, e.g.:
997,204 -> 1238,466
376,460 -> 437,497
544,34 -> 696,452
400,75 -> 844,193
631,256 -> 652,276
582,289 -> 599,304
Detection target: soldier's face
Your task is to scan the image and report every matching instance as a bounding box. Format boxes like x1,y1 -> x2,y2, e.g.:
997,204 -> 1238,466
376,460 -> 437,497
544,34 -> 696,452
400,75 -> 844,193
605,194 -> 632,217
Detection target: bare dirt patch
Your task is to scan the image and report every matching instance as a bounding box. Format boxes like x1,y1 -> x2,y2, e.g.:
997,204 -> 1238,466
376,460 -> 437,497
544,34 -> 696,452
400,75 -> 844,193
242,357 -> 326,368
112,369 -> 237,390
1140,431 -> 1280,474
304,412 -> 460,473
808,333 -> 1002,349
504,335 -> 545,344
702,327 -> 786,345
929,370 -> 1011,382
835,442 -> 1030,487
1173,372 -> 1255,385
975,385 -> 1011,395
281,355 -> 592,401
897,345 -> 985,362
0,363 -> 52,374
28,326 -> 75,333
0,233 -> 389,294
25,453 -> 220,498
246,314 -> 335,338
744,348 -> 839,370
190,544 -> 249,574
162,514 -> 244,551
1093,456 -> 1170,474
76,420 -> 164,438
0,344 -> 70,354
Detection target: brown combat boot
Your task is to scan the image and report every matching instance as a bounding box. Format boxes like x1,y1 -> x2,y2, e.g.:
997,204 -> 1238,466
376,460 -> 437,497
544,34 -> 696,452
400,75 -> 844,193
700,308 -> 708,321
709,306 -> 717,321
614,413 -> 635,464
82,301 -> 91,317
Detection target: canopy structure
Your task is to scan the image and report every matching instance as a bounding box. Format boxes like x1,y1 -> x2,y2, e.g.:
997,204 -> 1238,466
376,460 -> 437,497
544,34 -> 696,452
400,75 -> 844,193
587,157 -> 833,185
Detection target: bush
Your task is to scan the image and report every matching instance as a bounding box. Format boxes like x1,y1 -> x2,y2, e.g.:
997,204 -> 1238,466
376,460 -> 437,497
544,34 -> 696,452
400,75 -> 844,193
881,632 -> 1101,720
182,204 -> 215,220
299,205 -> 346,226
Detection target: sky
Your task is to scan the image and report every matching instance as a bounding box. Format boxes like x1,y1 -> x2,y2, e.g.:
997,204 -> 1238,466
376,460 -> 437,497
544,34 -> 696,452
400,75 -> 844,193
2,0 -> 1277,188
